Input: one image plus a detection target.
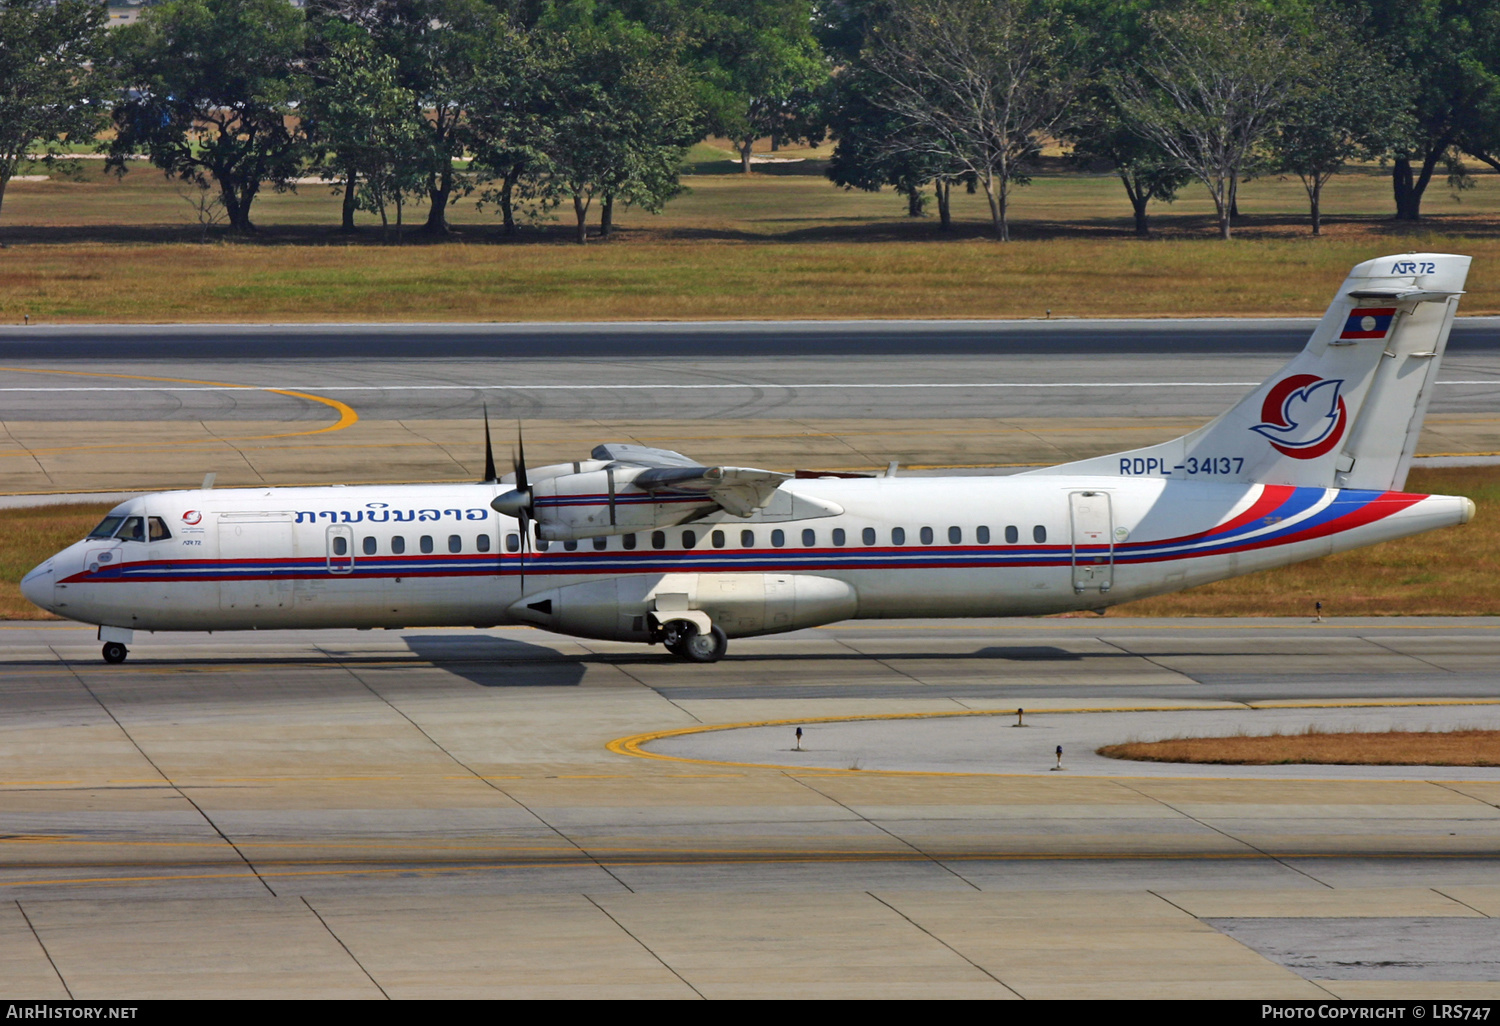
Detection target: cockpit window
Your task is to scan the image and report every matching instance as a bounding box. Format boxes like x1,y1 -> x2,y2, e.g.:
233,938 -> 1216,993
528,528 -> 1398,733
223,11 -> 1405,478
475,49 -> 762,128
114,516 -> 145,542
87,516 -> 125,539
148,517 -> 172,542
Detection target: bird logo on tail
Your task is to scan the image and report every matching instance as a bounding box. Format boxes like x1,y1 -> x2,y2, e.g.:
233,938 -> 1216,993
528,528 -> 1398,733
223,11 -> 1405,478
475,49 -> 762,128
1249,375 -> 1348,459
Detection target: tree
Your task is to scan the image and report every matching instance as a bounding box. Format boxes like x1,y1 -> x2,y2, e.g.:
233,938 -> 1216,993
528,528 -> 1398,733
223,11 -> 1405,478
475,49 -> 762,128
467,23 -> 550,236
826,63 -> 966,225
694,0 -> 829,173
1058,0 -> 1188,237
1363,0 -> 1500,222
105,0 -> 307,234
1271,9 -> 1410,235
1065,96 -> 1190,237
1109,2 -> 1302,240
531,27 -> 701,243
861,0 -> 1087,241
302,36 -> 427,240
0,0 -> 108,224
358,0 -> 502,235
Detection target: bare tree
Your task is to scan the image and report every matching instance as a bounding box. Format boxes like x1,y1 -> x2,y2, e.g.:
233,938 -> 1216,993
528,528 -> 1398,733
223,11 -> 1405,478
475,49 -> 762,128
1110,3 -> 1301,240
861,0 -> 1084,241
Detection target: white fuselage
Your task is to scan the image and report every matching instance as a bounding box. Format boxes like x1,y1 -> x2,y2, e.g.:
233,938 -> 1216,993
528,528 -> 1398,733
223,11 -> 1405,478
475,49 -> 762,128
20,475 -> 1474,640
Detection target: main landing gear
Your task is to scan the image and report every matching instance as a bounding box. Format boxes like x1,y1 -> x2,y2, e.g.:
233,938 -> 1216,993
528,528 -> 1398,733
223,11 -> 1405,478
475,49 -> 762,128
101,642 -> 128,664
661,621 -> 728,663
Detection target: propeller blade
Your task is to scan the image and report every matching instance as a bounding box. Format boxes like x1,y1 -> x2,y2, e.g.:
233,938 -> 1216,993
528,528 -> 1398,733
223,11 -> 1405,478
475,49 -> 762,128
514,422 -> 529,495
481,404 -> 497,484
514,424 -> 530,587
516,510 -> 529,588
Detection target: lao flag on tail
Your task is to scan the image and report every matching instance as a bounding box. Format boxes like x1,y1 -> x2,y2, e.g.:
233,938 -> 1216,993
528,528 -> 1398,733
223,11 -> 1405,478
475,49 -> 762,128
1340,307 -> 1396,340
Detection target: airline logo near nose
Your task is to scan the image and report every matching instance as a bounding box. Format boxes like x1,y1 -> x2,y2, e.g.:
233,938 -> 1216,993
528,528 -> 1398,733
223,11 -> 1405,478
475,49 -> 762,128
1249,375 -> 1348,459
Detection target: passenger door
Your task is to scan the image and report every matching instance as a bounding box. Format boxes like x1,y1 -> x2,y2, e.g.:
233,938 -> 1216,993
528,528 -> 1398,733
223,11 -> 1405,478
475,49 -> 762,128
1069,491 -> 1114,594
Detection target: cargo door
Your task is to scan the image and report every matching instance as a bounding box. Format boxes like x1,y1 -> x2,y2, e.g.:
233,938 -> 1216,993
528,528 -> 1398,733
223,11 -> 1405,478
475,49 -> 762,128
1069,491 -> 1114,593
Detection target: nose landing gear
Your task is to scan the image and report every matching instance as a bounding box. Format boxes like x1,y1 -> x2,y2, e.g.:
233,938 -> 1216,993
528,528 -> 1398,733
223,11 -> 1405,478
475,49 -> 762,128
101,642 -> 128,664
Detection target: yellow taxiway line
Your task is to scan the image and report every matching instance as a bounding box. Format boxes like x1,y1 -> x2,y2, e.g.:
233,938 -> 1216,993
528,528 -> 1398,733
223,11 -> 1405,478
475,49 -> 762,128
607,699 -> 1500,777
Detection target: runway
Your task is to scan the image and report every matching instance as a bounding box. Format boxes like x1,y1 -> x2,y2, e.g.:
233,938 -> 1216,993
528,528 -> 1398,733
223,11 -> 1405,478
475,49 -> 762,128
5,318 -> 1500,493
1,618 -> 1498,997
5,317 -> 1500,423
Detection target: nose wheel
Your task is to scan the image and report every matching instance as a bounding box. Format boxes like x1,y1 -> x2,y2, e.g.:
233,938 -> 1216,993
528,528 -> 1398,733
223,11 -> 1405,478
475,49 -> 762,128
101,642 -> 128,664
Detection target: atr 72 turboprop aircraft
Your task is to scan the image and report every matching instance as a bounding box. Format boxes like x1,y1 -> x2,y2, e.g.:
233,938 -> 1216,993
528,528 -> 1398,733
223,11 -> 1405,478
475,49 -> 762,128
21,253 -> 1478,665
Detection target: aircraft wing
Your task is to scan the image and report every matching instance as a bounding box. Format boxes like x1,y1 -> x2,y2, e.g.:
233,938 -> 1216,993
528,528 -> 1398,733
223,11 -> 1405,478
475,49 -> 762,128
590,443 -> 700,468
633,465 -> 792,517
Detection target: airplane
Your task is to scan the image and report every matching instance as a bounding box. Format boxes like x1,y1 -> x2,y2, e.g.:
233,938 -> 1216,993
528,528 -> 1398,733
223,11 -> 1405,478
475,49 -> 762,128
20,252 -> 1477,665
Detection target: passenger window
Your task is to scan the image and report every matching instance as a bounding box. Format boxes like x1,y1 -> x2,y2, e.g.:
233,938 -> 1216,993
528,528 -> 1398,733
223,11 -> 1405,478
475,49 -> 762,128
537,539 -> 550,551
363,536 -> 377,555
740,530 -> 755,547
88,516 -> 125,539
771,529 -> 785,547
115,517 -> 145,542
332,536 -> 348,556
592,536 -> 607,550
948,526 -> 961,544
892,527 -> 905,546
651,531 -> 665,550
682,530 -> 696,549
448,535 -> 462,553
802,528 -> 816,547
977,526 -> 990,544
563,540 -> 577,551
420,535 -> 434,554
862,527 -> 876,546
392,536 -> 406,554
832,528 -> 845,546
477,534 -> 492,553
506,533 -> 520,553
1005,525 -> 1019,544
712,530 -> 725,549
1033,525 -> 1047,543
148,517 -> 172,541
920,526 -> 933,545
623,533 -> 637,550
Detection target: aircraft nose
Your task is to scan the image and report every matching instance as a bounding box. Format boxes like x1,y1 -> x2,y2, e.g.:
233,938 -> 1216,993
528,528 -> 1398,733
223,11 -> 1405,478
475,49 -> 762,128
19,562 -> 54,612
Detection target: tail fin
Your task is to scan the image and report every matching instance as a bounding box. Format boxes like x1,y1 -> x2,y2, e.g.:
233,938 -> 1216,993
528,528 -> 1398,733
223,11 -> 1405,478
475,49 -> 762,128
1024,253 -> 1470,490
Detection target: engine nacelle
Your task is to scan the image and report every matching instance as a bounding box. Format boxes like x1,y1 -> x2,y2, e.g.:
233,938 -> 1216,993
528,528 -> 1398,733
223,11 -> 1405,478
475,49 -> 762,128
532,467 -> 716,541
526,468 -> 843,542
507,572 -> 858,641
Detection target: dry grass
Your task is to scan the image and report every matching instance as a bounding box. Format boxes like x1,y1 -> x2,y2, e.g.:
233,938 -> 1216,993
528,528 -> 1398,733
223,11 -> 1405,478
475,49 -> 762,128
1113,466 -> 1496,616
6,160 -> 1500,322
0,503 -> 111,620
1099,728 -> 1500,766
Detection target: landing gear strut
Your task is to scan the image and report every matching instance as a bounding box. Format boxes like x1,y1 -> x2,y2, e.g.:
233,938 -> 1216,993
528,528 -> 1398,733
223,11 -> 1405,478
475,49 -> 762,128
101,642 -> 128,664
662,622 -> 728,663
